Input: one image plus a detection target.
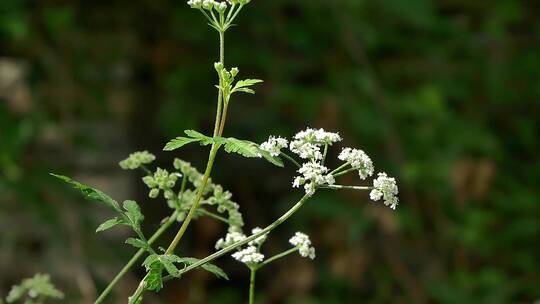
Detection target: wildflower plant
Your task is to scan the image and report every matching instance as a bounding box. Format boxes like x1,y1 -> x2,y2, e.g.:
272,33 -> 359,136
51,1 -> 399,303
5,274 -> 64,304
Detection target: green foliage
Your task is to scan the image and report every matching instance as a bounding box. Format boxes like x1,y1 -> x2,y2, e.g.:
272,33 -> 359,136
164,130 -> 283,167
50,174 -> 121,212
232,79 -> 264,94
6,274 -> 63,303
142,254 -> 228,292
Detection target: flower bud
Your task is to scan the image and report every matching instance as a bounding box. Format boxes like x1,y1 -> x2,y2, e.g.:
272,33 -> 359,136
149,188 -> 160,199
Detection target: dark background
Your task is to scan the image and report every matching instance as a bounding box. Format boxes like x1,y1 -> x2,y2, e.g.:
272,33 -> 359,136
1,0 -> 539,303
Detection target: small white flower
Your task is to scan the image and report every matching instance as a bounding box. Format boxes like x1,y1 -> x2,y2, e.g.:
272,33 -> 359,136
248,227 -> 268,246
215,231 -> 246,249
260,136 -> 289,157
215,1 -> 227,12
370,172 -> 399,210
202,0 -> 215,10
187,0 -> 203,8
289,128 -> 342,160
289,232 -> 316,259
232,246 -> 265,265
293,162 -> 335,195
338,148 -> 374,179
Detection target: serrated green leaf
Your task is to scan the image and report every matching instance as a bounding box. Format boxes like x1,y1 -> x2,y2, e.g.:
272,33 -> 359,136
96,217 -> 125,233
167,256 -> 229,280
215,137 -> 260,158
235,88 -> 255,94
144,262 -> 164,292
185,130 -> 214,145
159,255 -> 181,277
126,237 -> 148,250
50,174 -> 121,211
142,254 -> 159,271
163,137 -> 200,151
233,79 -> 263,89
123,200 -> 144,229
258,150 -> 285,167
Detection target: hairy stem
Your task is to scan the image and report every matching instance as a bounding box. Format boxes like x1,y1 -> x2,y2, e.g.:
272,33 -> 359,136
249,268 -> 257,304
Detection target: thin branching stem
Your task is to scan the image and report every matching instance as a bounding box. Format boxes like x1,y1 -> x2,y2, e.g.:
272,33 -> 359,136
257,247 -> 298,269
280,152 -> 301,168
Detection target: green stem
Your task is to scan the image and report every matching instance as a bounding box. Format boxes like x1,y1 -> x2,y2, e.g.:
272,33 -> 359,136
225,5 -> 243,29
128,28 -> 228,304
333,168 -> 356,178
321,184 -> 371,191
257,247 -> 298,269
199,208 -> 230,224
280,152 -> 301,169
94,211 -> 178,304
321,144 -> 329,165
249,268 -> 257,304
330,163 -> 350,175
162,194 -> 312,283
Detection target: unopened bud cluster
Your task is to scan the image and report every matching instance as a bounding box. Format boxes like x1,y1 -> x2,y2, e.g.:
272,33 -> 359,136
119,151 -> 156,170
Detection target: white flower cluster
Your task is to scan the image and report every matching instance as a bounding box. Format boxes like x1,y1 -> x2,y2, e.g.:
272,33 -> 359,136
260,136 -> 288,157
231,246 -> 264,265
370,173 -> 399,210
187,0 -> 226,11
187,0 -> 250,10
215,231 -> 246,249
338,148 -> 374,179
289,232 -> 316,259
293,162 -> 335,195
218,228 -> 267,266
289,128 -> 342,160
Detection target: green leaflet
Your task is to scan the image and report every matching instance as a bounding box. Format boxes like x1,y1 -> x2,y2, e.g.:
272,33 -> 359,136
232,79 -> 263,94
50,174 -> 121,211
163,130 -> 214,151
169,257 -> 229,280
96,217 -> 125,233
141,254 -> 229,292
163,137 -> 200,151
122,200 -> 144,230
162,131 -> 283,167
125,238 -> 149,250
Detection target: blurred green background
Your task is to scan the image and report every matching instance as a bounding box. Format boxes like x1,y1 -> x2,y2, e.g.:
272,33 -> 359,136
1,0 -> 539,303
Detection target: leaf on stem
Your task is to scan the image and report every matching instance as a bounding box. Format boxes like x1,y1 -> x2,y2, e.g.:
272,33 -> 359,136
50,174 -> 121,211
96,217 -> 125,233
126,238 -> 149,250
123,200 -> 144,229
232,79 -> 263,94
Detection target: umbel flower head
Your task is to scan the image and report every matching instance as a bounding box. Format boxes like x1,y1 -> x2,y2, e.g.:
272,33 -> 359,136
289,232 -> 316,259
232,246 -> 264,266
370,173 -> 399,210
260,136 -> 288,157
293,162 -> 335,195
338,148 -> 374,179
261,127 -> 399,210
289,128 -> 342,160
